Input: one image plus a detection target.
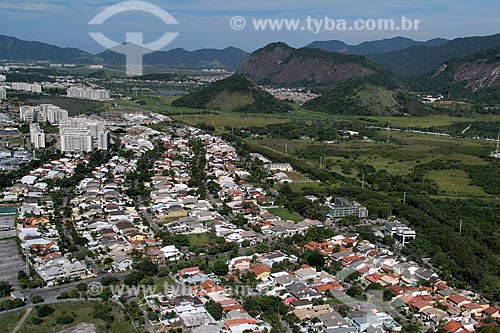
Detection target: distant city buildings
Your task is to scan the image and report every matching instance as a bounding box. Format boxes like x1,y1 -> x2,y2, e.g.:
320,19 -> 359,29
326,197 -> 369,219
19,104 -> 68,124
384,220 -> 416,246
67,86 -> 110,101
0,74 -> 6,82
29,123 -> 45,149
59,117 -> 110,152
11,82 -> 42,93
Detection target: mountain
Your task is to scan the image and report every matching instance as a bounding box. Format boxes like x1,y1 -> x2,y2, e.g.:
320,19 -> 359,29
0,35 -> 100,63
303,81 -> 431,116
0,35 -> 249,71
171,74 -> 291,113
306,37 -> 448,55
98,46 -> 249,71
408,46 -> 500,104
366,34 -> 500,76
237,42 -> 397,87
443,46 -> 500,91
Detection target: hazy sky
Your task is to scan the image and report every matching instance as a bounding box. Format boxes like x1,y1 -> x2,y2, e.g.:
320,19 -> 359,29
0,0 -> 499,53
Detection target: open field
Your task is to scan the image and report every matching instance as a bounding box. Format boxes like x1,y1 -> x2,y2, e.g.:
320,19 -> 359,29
12,302 -> 135,333
174,114 -> 287,128
0,309 -> 26,333
267,208 -> 304,222
248,128 -> 496,198
341,114 -> 500,128
427,169 -> 489,197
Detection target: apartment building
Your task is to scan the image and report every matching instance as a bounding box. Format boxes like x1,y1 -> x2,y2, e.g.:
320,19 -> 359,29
67,86 -> 110,101
327,197 -> 369,219
29,123 -> 46,149
384,220 -> 416,246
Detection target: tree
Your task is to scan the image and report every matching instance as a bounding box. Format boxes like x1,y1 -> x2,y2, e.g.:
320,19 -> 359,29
306,250 -> 325,268
30,295 -> 44,304
0,281 -> 13,296
124,271 -> 145,286
346,285 -> 363,298
36,305 -> 55,317
133,258 -> 158,277
101,275 -> 120,286
205,299 -> 223,320
212,261 -> 229,276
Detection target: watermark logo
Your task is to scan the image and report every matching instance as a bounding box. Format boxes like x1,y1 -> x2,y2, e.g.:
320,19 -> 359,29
89,1 -> 179,76
230,16 -> 421,33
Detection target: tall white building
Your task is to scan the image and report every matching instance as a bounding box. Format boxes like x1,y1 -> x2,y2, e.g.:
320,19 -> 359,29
11,82 -> 42,93
19,104 -> 68,124
0,87 -> 6,102
97,131 -> 111,150
29,123 -> 46,149
59,117 -> 109,152
67,86 -> 110,101
0,75 -> 6,82
60,127 -> 93,152
39,104 -> 68,124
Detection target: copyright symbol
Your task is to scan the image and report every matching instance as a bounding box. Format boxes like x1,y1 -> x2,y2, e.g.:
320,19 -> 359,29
88,282 -> 103,297
230,16 -> 246,30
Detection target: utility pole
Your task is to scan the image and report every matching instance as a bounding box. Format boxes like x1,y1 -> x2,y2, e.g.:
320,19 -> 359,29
285,143 -> 288,155
386,122 -> 391,143
361,173 -> 365,189
459,219 -> 463,236
403,192 -> 406,204
320,156 -> 323,169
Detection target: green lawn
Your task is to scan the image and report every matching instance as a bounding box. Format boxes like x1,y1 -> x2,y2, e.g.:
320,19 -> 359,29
154,276 -> 176,293
187,233 -> 211,247
267,207 -> 304,222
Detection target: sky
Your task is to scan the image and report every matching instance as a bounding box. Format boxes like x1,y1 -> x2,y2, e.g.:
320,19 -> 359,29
0,0 -> 499,54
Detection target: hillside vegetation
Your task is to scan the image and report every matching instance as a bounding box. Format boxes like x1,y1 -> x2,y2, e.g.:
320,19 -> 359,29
303,82 -> 431,116
171,75 -> 291,113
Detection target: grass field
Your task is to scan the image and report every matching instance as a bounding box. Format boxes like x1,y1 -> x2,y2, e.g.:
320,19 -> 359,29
343,114 -> 500,128
285,171 -> 313,182
0,302 -> 134,333
267,207 -> 304,222
248,127 -> 496,199
188,233 -> 211,247
174,114 -> 287,128
0,309 -> 26,333
427,169 -> 489,197
155,275 -> 176,293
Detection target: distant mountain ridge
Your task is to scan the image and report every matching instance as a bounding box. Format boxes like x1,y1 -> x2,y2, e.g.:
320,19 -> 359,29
237,42 -> 397,87
97,45 -> 249,71
0,35 -> 99,64
0,35 -> 249,70
365,34 -> 500,76
306,37 -> 448,55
